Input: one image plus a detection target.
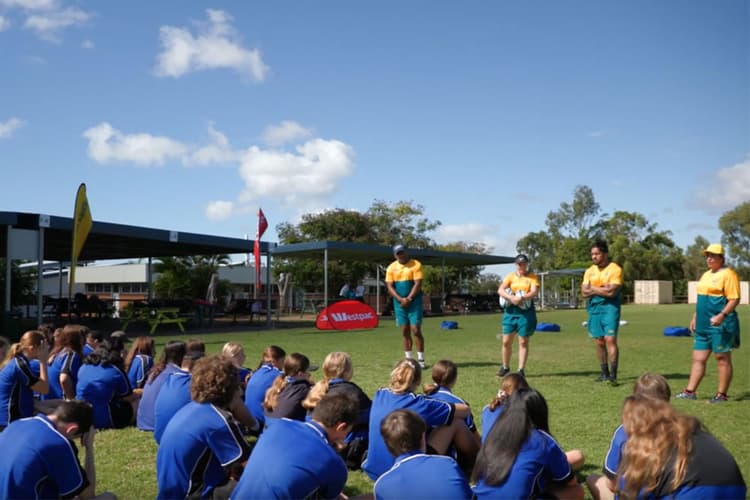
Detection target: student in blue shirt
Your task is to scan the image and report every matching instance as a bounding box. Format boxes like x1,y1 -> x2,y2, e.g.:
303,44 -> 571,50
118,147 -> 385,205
157,355 -> 251,499
615,396 -> 745,499
124,336 -> 155,390
153,348 -> 204,443
302,351 -> 372,470
136,339 -> 187,431
374,409 -> 472,500
244,345 -> 285,430
231,391 -> 359,500
0,330 -> 49,430
44,325 -> 84,401
472,388 -> 584,499
423,359 -> 481,473
82,330 -> 103,357
586,372 -> 672,500
480,372 -> 529,443
363,358 -> 477,481
76,340 -> 137,429
0,400 -> 98,499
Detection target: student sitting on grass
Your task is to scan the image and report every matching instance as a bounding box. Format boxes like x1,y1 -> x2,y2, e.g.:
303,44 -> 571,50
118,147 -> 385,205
480,371 -> 529,443
0,400 -> 100,499
157,355 -> 251,499
0,330 -> 49,430
76,340 -> 139,429
615,395 -> 745,499
263,352 -> 316,423
153,347 -> 205,444
231,391 -> 359,500
472,388 -> 584,499
124,335 -> 155,391
424,359 -> 481,473
136,339 -> 186,432
586,372 -> 672,500
222,341 -> 253,394
363,358 -> 478,481
244,344 -> 285,431
303,351 -> 372,470
374,409 -> 472,500
43,324 -> 85,401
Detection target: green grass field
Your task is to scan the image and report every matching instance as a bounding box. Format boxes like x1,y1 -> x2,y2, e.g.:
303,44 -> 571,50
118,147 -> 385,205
91,304 -> 748,499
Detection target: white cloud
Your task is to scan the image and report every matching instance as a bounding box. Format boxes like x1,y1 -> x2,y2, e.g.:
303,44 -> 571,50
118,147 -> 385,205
587,130 -> 605,138
154,9 -> 268,81
0,0 -> 57,9
82,122 -> 189,166
262,120 -> 313,147
0,15 -> 10,31
691,159 -> 750,213
23,5 -> 90,41
0,117 -> 25,138
206,200 -> 235,221
81,38 -> 94,49
235,139 -> 355,209
184,123 -> 242,166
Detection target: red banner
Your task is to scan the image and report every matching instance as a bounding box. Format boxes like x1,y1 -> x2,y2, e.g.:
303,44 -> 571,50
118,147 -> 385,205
316,300 -> 379,330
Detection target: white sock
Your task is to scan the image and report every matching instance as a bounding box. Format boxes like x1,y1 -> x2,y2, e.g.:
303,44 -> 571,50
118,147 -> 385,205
417,352 -> 424,361
405,351 -> 412,359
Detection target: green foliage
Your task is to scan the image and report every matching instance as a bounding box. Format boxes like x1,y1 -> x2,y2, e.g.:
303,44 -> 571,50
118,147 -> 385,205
152,255 -> 230,300
0,259 -> 36,308
89,305 -> 748,499
719,201 -> 750,279
274,201 -> 450,293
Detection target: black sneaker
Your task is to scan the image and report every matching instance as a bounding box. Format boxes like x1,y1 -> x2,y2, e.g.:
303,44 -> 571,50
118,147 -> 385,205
518,368 -> 526,378
607,377 -> 619,387
595,374 -> 610,382
497,366 -> 510,377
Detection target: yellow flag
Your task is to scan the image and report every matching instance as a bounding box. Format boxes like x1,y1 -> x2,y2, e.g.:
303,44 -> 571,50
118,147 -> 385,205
70,183 -> 93,298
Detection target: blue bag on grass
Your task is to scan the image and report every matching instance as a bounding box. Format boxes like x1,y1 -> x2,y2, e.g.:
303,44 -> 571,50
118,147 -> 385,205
440,320 -> 458,330
536,322 -> 561,332
663,326 -> 690,337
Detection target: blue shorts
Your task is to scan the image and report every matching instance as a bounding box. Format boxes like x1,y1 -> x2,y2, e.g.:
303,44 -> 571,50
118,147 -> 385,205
502,310 -> 536,337
394,296 -> 423,327
587,309 -> 620,339
693,327 -> 739,353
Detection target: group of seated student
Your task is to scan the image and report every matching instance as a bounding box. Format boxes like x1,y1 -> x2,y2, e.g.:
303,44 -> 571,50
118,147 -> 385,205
1,331 -> 747,500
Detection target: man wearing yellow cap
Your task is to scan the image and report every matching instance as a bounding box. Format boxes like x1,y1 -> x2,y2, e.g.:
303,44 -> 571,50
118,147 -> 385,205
676,244 -> 741,403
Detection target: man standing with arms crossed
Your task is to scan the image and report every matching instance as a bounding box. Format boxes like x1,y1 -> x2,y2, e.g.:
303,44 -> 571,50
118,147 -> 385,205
582,239 -> 623,386
386,244 -> 426,368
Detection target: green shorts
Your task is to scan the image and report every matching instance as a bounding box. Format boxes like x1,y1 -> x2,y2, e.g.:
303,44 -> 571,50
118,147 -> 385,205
693,327 -> 740,353
502,309 -> 537,337
394,296 -> 423,327
587,309 -> 620,339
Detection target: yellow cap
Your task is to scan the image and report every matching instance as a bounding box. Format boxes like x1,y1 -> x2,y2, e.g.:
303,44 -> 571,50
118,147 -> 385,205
703,243 -> 724,255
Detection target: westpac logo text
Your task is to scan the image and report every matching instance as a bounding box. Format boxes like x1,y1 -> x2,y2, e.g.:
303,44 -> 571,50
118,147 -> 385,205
331,312 -> 375,322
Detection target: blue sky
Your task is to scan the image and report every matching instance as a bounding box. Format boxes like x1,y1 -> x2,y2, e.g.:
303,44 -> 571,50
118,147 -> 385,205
1,1 -> 748,276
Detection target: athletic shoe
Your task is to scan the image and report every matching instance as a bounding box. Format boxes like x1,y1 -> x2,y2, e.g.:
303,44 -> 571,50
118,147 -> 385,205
497,366 -> 510,377
518,368 -> 525,378
607,378 -> 619,387
709,394 -> 728,404
595,374 -> 610,382
418,360 -> 427,369
675,390 -> 697,400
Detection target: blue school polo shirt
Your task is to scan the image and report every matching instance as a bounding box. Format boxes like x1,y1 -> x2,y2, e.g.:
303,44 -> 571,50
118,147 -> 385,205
243,363 -> 282,429
153,369 -> 191,444
137,362 -> 181,431
0,354 -> 40,426
374,451 -> 472,500
44,350 -> 82,400
75,363 -> 131,429
127,354 -> 154,390
231,418 -> 347,500
157,401 -> 250,499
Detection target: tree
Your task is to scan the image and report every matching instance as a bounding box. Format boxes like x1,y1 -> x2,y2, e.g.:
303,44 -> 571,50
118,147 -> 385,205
683,236 -> 711,282
152,255 -> 230,301
719,201 -> 750,279
274,202 -> 442,293
420,241 -> 490,295
545,185 -> 602,238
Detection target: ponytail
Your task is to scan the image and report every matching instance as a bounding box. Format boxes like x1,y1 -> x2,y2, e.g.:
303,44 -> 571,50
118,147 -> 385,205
263,375 -> 288,412
302,379 -> 331,410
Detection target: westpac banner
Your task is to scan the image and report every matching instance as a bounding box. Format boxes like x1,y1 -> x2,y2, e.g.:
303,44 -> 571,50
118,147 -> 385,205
316,300 -> 379,331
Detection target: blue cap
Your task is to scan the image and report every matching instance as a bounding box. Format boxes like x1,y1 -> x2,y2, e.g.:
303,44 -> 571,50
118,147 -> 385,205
393,244 -> 406,254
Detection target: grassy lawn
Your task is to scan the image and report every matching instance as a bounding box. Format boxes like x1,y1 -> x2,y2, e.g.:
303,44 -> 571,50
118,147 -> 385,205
90,304 -> 748,499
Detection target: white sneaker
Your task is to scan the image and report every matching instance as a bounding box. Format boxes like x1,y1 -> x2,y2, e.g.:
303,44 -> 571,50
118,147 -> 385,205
418,360 -> 427,369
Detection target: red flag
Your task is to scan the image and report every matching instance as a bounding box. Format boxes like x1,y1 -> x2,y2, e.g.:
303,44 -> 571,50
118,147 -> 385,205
254,209 -> 268,289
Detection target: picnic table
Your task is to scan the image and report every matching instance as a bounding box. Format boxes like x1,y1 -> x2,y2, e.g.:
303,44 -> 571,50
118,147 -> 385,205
121,306 -> 186,334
